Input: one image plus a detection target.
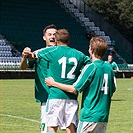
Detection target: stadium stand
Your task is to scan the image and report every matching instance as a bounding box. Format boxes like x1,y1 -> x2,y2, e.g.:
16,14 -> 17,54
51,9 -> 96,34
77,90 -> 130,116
0,35 -> 21,70
1,0 -> 89,55
60,1 -> 112,45
58,0 -> 127,64
0,0 -> 132,78
69,0 -> 132,64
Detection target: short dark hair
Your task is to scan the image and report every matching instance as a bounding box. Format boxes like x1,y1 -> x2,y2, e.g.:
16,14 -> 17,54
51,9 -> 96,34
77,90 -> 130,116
43,24 -> 57,35
108,54 -> 113,57
55,29 -> 70,44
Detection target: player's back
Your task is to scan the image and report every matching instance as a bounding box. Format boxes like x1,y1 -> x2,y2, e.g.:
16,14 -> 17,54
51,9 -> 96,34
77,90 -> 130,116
49,46 -> 90,84
48,46 -> 91,99
80,60 -> 116,122
89,60 -> 115,98
37,46 -> 91,99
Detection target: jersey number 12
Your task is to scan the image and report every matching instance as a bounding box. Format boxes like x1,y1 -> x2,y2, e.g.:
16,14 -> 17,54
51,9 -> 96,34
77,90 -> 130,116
58,57 -> 77,79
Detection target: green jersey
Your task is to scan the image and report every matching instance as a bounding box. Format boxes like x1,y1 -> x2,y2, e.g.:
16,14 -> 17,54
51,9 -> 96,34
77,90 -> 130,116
37,46 -> 91,100
28,49 -> 49,103
73,60 -> 116,122
105,61 -> 119,72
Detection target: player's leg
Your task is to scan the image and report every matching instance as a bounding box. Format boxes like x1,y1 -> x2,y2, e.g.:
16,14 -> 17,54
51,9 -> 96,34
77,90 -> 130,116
77,121 -> 97,133
77,121 -> 107,133
65,100 -> 79,133
65,123 -> 76,133
40,102 -> 47,133
46,99 -> 65,133
93,122 -> 107,133
47,126 -> 58,133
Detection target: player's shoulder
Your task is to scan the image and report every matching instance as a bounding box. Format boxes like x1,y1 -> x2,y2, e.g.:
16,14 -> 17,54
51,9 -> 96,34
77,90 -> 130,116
112,61 -> 117,65
84,62 -> 95,69
34,47 -> 46,53
104,62 -> 114,72
71,48 -> 86,56
104,61 -> 111,67
38,46 -> 57,52
81,63 -> 96,75
74,48 -> 83,53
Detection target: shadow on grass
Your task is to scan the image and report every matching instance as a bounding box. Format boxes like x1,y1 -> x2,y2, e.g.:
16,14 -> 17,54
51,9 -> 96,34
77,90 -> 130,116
112,99 -> 125,101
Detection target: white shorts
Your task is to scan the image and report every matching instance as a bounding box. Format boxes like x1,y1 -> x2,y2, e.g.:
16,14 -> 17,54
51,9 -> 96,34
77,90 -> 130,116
41,102 -> 47,123
77,121 -> 107,133
40,102 -> 47,133
46,99 -> 79,129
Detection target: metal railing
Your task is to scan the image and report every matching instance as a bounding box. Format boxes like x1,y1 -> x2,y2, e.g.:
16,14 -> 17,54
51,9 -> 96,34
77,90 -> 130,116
69,0 -> 132,63
0,63 -> 132,71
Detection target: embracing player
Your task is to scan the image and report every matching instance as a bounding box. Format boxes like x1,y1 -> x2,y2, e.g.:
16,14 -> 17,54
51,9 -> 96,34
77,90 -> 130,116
45,36 -> 116,133
24,29 -> 91,133
20,24 -> 57,133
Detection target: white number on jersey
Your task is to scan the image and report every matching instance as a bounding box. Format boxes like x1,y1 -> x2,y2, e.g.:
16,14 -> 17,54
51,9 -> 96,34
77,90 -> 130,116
58,57 -> 78,79
101,74 -> 108,94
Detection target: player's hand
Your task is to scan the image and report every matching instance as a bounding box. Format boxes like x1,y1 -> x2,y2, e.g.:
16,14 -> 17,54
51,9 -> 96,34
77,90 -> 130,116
45,77 -> 55,86
26,51 -> 35,60
22,47 -> 31,58
22,47 -> 35,60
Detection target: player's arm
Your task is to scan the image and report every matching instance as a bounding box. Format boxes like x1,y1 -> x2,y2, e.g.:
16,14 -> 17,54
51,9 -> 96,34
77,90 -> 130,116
20,47 -> 35,69
20,56 -> 29,69
84,55 -> 92,65
113,62 -> 119,73
45,77 -> 77,94
20,47 -> 31,69
113,70 -> 118,73
36,47 -> 52,61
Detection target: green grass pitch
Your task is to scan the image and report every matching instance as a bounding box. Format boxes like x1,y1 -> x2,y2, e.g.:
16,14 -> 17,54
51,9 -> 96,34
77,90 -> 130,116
0,78 -> 133,133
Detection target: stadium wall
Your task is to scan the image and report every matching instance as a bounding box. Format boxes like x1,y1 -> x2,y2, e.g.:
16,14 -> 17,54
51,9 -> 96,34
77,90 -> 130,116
0,70 -> 133,79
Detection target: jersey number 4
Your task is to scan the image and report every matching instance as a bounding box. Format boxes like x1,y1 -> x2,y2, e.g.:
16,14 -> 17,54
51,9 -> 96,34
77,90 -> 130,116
101,74 -> 108,94
58,57 -> 78,79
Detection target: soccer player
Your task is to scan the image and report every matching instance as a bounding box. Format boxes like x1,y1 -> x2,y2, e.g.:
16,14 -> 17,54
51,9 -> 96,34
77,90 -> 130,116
45,36 -> 116,133
20,24 -> 57,133
105,54 -> 119,73
27,29 -> 91,133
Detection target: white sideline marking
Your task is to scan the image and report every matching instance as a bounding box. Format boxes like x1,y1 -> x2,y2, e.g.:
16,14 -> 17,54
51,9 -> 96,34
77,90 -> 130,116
0,124 -> 37,127
0,114 -> 40,123
127,88 -> 133,90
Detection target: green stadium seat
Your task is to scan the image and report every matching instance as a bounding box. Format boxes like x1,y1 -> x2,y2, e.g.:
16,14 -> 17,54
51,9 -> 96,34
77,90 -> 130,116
1,0 -> 89,55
